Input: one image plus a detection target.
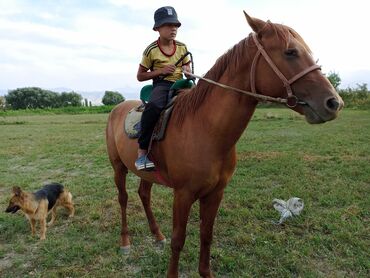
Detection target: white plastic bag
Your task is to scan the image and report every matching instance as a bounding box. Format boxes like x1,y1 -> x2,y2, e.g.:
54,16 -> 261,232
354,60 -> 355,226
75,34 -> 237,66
272,197 -> 304,224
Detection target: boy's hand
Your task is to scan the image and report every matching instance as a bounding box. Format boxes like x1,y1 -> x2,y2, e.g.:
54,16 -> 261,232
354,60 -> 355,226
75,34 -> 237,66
182,64 -> 192,78
160,65 -> 176,76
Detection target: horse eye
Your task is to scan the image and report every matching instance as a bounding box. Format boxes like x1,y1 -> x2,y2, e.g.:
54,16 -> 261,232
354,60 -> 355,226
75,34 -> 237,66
284,48 -> 298,57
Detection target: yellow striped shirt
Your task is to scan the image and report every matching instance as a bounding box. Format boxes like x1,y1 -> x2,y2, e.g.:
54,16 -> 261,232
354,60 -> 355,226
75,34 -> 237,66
140,39 -> 190,83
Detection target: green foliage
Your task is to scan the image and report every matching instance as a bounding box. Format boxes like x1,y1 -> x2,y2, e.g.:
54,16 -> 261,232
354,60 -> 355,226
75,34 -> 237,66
327,71 -> 341,89
0,105 -> 114,116
339,83 -> 370,109
0,109 -> 369,277
102,91 -> 125,105
0,96 -> 6,110
324,72 -> 369,109
5,87 -> 57,109
4,87 -> 83,109
58,92 -> 83,107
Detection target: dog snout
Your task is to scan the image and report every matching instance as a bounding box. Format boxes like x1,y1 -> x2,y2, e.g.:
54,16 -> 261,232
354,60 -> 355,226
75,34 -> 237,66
5,205 -> 20,213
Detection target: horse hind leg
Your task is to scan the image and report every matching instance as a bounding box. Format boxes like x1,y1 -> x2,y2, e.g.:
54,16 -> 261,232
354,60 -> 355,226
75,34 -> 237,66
106,114 -> 131,254
113,160 -> 131,254
138,179 -> 166,245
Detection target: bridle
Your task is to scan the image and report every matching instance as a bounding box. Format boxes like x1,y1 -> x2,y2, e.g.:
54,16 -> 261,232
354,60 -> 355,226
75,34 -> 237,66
183,33 -> 321,108
250,33 -> 321,107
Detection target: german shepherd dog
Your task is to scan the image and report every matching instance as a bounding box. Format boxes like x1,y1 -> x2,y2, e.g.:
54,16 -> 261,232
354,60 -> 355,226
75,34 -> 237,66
5,183 -> 75,240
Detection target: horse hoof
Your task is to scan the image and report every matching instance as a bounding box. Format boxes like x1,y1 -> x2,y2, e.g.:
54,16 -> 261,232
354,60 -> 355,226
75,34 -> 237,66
155,238 -> 166,249
120,245 -> 131,255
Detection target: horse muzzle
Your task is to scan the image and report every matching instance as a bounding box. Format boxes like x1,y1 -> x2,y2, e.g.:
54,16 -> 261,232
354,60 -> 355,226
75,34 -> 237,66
302,94 -> 344,124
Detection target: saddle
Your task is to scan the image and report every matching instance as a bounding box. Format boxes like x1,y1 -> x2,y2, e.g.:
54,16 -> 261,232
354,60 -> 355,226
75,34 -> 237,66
124,79 -> 194,140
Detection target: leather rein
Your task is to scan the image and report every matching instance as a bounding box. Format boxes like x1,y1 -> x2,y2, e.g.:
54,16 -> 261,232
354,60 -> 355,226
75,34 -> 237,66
184,33 -> 321,108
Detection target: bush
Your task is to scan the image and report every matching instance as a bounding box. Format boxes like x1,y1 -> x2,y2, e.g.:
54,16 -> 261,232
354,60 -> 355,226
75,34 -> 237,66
0,96 -> 6,110
339,83 -> 370,109
102,91 -> 125,105
5,87 -> 83,109
0,105 -> 115,116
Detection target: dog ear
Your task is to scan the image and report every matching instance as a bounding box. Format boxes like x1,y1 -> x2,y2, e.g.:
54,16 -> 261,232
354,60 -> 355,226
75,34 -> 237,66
12,186 -> 22,196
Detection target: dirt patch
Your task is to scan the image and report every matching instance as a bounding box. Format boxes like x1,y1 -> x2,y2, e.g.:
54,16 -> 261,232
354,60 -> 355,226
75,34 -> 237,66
0,253 -> 14,271
238,151 -> 281,161
309,257 -> 356,277
302,154 -> 328,162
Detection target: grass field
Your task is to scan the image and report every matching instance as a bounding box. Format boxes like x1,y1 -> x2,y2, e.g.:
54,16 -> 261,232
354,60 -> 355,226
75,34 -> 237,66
0,108 -> 369,277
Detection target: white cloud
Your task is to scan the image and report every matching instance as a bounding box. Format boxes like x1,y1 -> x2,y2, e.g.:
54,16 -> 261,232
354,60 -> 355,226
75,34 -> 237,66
0,0 -> 369,97
108,0 -> 158,10
0,0 -> 22,16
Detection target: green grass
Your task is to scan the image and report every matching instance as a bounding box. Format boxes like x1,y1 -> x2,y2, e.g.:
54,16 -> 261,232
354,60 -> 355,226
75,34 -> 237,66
0,109 -> 369,277
0,105 -> 114,117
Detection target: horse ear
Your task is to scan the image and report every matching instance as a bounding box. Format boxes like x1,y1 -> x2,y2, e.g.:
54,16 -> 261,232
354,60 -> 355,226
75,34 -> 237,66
243,11 -> 266,33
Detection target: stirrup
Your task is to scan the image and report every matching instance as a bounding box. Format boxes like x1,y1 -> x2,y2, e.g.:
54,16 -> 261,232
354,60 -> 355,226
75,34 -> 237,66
135,155 -> 155,171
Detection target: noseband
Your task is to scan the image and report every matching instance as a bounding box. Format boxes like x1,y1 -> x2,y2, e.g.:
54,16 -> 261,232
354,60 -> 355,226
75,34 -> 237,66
250,33 -> 321,107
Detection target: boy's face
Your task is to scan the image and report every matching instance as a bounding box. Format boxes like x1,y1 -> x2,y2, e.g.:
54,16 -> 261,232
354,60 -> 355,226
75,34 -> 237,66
156,24 -> 179,41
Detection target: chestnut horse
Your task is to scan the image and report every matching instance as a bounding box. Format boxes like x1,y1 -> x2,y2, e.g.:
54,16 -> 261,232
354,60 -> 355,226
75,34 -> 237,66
106,12 -> 343,277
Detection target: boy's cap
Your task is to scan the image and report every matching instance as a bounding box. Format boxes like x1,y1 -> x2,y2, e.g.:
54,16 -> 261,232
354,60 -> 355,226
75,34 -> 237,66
153,6 -> 181,30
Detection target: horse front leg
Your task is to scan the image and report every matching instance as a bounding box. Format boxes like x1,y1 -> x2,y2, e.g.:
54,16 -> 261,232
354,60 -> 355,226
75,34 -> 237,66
138,179 -> 166,244
114,163 -> 130,254
168,189 -> 195,278
198,188 -> 225,278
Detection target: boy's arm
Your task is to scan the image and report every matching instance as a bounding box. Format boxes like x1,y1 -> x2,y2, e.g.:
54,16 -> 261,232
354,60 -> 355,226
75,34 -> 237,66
182,63 -> 192,78
137,64 -> 176,82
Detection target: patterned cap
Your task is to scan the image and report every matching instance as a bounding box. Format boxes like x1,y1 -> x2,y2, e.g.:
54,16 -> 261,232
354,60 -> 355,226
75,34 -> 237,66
153,6 -> 181,30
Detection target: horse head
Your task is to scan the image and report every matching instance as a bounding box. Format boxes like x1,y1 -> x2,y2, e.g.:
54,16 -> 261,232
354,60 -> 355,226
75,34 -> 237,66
244,12 -> 344,124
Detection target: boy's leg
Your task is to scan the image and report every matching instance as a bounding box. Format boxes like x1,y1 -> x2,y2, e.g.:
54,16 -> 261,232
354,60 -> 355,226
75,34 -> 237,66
138,101 -> 162,151
136,84 -> 171,170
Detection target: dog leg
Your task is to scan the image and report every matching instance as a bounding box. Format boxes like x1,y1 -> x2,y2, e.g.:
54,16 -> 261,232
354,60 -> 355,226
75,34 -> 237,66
30,219 -> 36,236
40,218 -> 47,240
48,207 -> 57,226
65,192 -> 75,217
66,203 -> 75,217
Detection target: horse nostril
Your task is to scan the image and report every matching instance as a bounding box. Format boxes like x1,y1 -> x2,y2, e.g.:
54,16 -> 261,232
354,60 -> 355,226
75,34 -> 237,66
326,98 -> 340,111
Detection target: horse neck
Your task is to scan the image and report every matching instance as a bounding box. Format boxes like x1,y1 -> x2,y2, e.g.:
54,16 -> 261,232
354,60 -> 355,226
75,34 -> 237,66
197,72 -> 258,150
173,36 -> 259,151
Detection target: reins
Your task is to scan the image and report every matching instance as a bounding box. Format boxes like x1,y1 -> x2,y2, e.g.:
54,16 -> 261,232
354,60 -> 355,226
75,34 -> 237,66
183,33 -> 321,108
183,70 -> 289,105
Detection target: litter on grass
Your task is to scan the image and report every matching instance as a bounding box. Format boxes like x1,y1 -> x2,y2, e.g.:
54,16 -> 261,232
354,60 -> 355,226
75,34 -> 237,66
272,197 -> 304,224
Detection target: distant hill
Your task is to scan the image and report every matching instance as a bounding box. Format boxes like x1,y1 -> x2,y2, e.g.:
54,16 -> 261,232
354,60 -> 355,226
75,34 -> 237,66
76,87 -> 140,105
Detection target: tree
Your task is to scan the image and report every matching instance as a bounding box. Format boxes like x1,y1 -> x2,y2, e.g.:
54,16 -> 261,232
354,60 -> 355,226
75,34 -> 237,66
59,92 -> 83,107
5,87 -> 58,109
0,96 -> 6,110
327,71 -> 341,90
102,91 -> 125,105
4,88 -> 83,109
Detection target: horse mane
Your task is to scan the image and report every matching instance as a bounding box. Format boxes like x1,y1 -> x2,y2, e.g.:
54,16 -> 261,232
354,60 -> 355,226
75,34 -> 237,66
172,21 -> 311,126
172,38 -> 252,126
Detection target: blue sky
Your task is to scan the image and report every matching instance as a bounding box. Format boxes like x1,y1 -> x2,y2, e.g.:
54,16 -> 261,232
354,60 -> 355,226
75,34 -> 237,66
0,0 -> 369,103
